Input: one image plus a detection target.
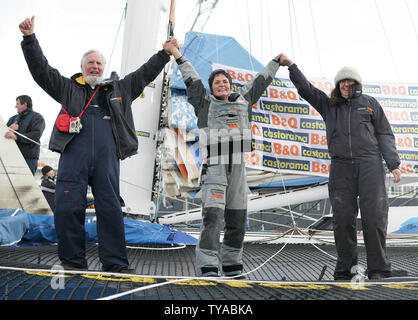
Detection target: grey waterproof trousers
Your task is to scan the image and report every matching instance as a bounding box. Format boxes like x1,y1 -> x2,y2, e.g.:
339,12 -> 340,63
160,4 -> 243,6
195,154 -> 248,277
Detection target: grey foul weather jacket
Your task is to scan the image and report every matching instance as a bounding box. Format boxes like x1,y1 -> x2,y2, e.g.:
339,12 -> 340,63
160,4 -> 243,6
21,33 -> 170,160
288,64 -> 400,171
176,55 -> 280,154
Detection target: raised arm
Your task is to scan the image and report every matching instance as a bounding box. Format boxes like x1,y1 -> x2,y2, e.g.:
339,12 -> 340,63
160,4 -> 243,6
119,48 -> 171,99
165,40 -> 209,112
20,16 -> 70,104
279,53 -> 330,117
19,16 -> 35,36
240,56 -> 280,106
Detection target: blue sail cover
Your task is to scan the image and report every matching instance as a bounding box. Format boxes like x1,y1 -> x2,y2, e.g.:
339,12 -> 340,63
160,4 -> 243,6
171,31 -> 264,92
0,209 -> 197,246
170,31 -> 264,132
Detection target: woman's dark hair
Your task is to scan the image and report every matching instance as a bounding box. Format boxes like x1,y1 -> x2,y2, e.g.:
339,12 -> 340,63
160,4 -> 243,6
16,95 -> 32,109
208,69 -> 232,94
329,86 -> 344,106
329,80 -> 359,106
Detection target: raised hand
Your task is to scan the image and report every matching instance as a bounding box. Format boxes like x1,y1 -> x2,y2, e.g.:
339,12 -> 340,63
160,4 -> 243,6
163,38 -> 181,58
19,16 -> 35,36
278,53 -> 294,67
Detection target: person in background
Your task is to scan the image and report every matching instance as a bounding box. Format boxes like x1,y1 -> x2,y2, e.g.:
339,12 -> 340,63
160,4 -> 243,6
19,16 -> 176,273
164,40 -> 282,278
279,53 -> 402,281
5,95 -> 45,175
40,165 -> 56,212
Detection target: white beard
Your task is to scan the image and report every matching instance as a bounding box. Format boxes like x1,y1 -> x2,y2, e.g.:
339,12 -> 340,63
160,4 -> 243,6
84,75 -> 103,87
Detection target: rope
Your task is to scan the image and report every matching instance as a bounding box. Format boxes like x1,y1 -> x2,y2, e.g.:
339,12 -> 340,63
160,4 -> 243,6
308,0 -> 323,77
104,2 -> 127,78
4,126 -> 49,150
126,244 -> 186,251
288,0 -> 294,58
405,0 -> 418,43
291,0 -> 304,68
246,0 -> 255,71
374,0 -> 401,81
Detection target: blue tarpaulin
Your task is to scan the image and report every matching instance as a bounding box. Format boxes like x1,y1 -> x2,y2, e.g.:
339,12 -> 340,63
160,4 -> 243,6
0,209 -> 29,245
171,31 -> 264,92
392,217 -> 418,234
169,31 -> 265,132
0,209 -> 197,246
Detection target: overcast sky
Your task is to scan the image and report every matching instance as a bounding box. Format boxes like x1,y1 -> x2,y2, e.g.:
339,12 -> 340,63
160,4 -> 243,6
0,0 -> 417,146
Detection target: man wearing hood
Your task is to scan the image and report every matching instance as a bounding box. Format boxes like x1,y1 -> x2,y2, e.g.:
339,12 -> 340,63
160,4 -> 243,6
19,16 -> 175,273
279,54 -> 401,281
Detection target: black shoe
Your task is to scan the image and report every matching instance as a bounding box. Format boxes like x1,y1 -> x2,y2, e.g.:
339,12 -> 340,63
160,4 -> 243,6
368,271 -> 392,280
334,272 -> 353,281
227,274 -> 246,280
117,268 -> 136,274
60,263 -> 85,270
201,267 -> 219,277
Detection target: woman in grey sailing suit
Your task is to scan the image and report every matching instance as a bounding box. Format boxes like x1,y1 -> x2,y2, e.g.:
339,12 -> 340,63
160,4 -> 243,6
165,40 -> 281,278
279,53 -> 402,280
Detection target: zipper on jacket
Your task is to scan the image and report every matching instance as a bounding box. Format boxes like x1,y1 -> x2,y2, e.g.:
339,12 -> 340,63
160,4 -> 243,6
347,99 -> 354,163
107,92 -> 123,159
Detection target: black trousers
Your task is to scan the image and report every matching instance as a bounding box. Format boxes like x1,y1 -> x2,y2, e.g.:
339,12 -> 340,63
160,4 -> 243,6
329,160 -> 391,276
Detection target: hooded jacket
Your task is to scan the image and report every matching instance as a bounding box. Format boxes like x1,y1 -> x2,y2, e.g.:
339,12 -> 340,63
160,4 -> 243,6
21,33 -> 170,160
288,63 -> 400,171
6,108 -> 45,159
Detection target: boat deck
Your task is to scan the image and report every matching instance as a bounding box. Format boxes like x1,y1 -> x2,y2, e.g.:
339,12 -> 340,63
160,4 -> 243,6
1,242 -> 418,301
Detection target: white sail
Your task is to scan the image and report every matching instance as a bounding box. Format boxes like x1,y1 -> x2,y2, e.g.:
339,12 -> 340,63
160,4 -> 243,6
0,115 -> 52,215
119,0 -> 172,216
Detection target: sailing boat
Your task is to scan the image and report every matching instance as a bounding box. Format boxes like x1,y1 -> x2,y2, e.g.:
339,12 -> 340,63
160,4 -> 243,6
118,0 -> 418,240
1,0 -> 418,301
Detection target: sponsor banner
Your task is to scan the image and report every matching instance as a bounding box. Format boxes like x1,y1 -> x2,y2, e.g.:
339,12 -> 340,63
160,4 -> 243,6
212,63 -> 418,177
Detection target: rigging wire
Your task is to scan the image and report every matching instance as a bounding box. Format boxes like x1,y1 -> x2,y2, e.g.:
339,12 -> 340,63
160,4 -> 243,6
405,0 -> 418,43
288,0 -> 294,58
291,0 -> 304,68
374,0 -> 401,82
308,0 -> 323,78
265,0 -> 273,59
189,0 -> 219,32
105,2 -> 127,78
245,0 -> 255,71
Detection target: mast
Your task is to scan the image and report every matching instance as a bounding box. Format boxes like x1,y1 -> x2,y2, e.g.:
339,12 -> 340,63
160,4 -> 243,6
119,0 -> 173,216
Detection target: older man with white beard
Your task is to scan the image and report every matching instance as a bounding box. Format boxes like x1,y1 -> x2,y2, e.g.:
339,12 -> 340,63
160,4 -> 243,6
19,16 -> 176,273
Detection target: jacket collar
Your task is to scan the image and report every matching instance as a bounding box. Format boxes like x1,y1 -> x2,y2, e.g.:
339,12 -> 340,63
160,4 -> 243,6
71,73 -> 87,86
19,107 -> 32,116
71,73 -> 114,88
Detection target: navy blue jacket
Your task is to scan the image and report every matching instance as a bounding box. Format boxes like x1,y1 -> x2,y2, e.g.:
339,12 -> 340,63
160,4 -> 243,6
7,108 -> 45,159
21,33 -> 170,160
289,63 -> 400,171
